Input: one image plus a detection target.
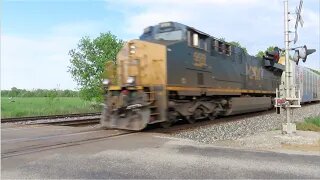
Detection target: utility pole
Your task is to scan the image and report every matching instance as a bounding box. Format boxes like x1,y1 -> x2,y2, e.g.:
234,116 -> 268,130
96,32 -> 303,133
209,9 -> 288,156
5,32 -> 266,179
281,0 -> 298,134
284,0 -> 290,124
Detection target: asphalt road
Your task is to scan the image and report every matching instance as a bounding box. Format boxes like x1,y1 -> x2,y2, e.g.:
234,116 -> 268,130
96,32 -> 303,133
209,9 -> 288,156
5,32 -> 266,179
1,124 -> 320,179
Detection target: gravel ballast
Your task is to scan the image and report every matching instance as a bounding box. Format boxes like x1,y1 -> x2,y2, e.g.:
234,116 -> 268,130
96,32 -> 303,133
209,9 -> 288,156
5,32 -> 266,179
173,103 -> 320,144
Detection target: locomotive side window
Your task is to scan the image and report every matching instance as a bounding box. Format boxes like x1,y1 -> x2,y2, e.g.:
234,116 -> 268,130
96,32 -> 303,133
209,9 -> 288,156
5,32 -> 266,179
225,44 -> 231,56
199,37 -> 207,50
193,33 -> 199,47
218,41 -> 223,53
188,30 -> 208,51
187,31 -> 192,46
213,39 -> 219,52
187,31 -> 197,47
211,39 -> 231,56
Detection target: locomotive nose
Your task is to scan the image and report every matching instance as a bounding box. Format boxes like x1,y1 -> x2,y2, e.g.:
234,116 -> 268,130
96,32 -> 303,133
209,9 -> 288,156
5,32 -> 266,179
116,40 -> 167,86
100,40 -> 167,131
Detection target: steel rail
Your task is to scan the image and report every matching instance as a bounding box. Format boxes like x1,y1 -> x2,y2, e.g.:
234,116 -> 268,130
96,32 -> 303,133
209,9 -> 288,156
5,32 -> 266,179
1,130 -> 136,159
1,112 -> 101,123
39,118 -> 100,126
2,102 -> 319,158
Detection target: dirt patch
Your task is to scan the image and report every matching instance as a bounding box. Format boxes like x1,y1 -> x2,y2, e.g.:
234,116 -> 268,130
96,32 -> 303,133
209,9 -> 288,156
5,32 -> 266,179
208,130 -> 320,155
281,143 -> 320,152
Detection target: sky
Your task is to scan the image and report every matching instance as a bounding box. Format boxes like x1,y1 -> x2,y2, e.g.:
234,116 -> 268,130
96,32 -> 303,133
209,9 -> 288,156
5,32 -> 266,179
1,0 -> 319,90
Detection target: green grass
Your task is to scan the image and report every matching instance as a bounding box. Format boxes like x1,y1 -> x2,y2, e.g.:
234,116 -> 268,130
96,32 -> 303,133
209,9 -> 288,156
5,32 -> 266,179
296,116 -> 320,132
1,97 -> 101,118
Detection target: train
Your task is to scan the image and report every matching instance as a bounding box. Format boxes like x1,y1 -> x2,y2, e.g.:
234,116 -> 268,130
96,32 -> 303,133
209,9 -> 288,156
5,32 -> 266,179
295,66 -> 320,103
100,21 -> 320,130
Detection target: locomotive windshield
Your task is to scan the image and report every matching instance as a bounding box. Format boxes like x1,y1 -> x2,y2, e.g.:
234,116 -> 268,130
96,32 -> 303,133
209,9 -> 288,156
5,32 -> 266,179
140,22 -> 187,41
154,30 -> 184,41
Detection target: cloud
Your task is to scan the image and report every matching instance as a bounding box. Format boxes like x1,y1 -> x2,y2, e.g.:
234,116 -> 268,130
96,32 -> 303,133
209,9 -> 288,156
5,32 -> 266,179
303,8 -> 320,31
1,22 -> 104,90
106,0 -> 286,47
50,21 -> 105,36
106,0 -> 282,34
2,1 -> 318,90
106,0 -> 320,69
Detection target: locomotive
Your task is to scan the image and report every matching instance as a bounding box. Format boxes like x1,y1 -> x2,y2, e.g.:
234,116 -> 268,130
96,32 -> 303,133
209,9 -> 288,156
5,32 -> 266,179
100,21 -> 315,130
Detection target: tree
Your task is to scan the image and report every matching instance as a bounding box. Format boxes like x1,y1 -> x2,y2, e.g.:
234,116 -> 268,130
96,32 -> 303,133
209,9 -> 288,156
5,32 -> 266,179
229,41 -> 248,54
256,46 -> 275,58
68,32 -> 123,101
256,46 -> 287,59
217,39 -> 248,54
10,87 -> 19,97
218,37 -> 226,41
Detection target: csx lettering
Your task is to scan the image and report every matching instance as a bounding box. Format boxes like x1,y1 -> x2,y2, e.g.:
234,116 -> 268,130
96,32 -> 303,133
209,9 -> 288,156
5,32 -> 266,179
247,65 -> 262,80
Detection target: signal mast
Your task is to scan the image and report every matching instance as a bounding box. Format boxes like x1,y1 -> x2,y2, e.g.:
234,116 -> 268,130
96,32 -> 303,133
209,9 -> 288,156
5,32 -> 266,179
276,0 -> 316,134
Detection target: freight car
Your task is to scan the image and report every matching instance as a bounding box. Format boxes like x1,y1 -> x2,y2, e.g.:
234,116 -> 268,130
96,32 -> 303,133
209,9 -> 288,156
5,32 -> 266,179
101,21 -> 318,130
295,66 -> 320,103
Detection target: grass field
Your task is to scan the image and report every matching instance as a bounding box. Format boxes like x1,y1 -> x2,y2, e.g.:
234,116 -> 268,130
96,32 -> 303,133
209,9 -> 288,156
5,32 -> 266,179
1,97 -> 101,118
296,116 -> 320,132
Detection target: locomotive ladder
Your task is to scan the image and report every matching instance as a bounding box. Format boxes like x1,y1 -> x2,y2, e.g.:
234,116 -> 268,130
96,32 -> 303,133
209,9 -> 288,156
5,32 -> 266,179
145,88 -> 160,122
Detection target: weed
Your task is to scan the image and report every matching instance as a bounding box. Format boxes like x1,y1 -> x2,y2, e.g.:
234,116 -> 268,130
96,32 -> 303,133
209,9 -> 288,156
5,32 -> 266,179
296,116 -> 320,132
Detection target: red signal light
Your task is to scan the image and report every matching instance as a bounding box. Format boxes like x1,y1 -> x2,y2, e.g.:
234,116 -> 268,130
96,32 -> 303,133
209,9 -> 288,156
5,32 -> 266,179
273,47 -> 280,62
274,53 -> 280,62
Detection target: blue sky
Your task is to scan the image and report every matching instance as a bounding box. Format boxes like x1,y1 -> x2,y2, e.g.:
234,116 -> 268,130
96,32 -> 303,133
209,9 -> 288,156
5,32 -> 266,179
2,1 -> 129,38
1,0 -> 319,90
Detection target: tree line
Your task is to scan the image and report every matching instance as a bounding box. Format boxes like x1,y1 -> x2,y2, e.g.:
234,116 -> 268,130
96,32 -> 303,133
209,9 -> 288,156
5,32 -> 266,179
1,87 -> 79,97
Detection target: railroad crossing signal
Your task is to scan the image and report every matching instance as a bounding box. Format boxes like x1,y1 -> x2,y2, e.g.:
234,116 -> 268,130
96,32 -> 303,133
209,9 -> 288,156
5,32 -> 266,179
263,47 -> 280,63
292,45 -> 316,65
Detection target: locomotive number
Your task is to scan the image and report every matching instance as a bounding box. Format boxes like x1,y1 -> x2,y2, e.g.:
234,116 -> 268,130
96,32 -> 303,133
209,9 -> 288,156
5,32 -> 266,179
246,65 -> 263,80
193,52 -> 207,68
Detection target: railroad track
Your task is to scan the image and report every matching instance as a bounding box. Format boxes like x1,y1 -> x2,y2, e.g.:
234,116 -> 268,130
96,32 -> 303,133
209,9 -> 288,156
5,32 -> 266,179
1,110 -> 275,158
39,117 -> 100,126
3,102 -> 319,159
1,112 -> 101,123
1,129 -> 136,159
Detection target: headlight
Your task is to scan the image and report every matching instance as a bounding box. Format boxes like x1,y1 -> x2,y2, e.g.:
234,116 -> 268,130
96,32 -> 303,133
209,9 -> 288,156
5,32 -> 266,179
126,76 -> 135,84
129,50 -> 136,54
102,79 -> 110,86
130,45 -> 136,49
129,44 -> 136,54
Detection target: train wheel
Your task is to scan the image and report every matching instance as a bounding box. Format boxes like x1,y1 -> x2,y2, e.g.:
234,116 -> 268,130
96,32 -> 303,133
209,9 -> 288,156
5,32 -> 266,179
186,116 -> 196,124
208,114 -> 216,120
160,110 -> 176,128
193,108 -> 204,120
160,121 -> 172,128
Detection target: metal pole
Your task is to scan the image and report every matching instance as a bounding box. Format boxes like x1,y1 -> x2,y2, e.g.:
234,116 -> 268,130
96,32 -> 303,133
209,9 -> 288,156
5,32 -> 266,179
284,0 -> 290,123
284,0 -> 294,133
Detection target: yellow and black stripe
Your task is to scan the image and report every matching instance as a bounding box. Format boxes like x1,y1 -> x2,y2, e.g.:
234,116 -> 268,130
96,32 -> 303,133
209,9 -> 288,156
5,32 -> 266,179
166,86 -> 275,94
